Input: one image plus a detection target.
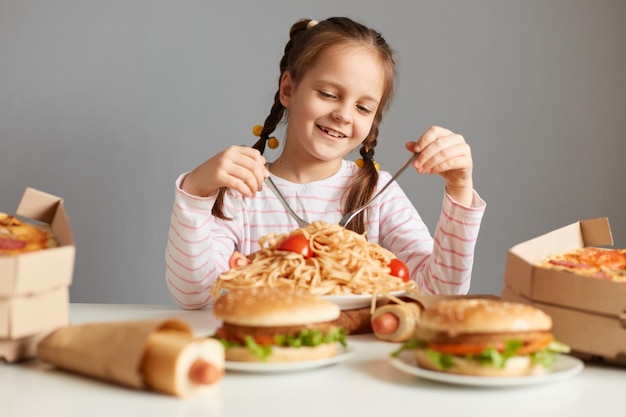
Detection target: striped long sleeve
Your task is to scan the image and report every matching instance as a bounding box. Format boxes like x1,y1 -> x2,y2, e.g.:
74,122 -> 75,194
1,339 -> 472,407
165,160 -> 485,309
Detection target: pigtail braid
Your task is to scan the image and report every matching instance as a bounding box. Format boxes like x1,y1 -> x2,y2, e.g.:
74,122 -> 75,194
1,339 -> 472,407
212,19 -> 312,220
343,123 -> 380,234
252,19 -> 311,154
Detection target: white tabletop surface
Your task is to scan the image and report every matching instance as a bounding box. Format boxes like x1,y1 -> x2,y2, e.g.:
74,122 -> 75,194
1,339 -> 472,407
2,303 -> 625,417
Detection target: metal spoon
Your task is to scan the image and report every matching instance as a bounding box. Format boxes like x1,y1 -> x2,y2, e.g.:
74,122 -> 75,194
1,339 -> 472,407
338,153 -> 419,228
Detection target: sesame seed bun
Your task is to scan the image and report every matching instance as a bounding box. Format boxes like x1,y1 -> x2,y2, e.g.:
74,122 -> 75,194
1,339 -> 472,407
417,298 -> 552,337
213,288 -> 340,327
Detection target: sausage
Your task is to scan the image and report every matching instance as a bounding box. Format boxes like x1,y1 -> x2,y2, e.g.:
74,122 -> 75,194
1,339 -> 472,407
188,359 -> 224,385
371,302 -> 421,342
36,318 -> 224,397
229,251 -> 250,268
371,312 -> 400,335
142,332 -> 225,397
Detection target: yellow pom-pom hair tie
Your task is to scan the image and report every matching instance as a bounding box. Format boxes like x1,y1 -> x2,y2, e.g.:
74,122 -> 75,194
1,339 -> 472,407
252,124 -> 263,137
252,124 -> 279,149
355,158 -> 380,171
267,137 -> 279,149
307,20 -> 319,29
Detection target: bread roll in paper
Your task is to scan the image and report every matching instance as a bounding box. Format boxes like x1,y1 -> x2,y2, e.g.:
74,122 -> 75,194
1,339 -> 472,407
141,330 -> 224,396
371,302 -> 421,342
37,318 -> 224,397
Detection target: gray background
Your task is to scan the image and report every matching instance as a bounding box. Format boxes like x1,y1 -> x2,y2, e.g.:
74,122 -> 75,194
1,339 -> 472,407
1,1 -> 625,305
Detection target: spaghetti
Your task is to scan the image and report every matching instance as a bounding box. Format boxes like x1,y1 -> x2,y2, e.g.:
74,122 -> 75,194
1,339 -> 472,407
212,221 -> 418,297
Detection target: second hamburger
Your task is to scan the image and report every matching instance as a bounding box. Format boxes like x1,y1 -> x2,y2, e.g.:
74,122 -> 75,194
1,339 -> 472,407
392,298 -> 570,376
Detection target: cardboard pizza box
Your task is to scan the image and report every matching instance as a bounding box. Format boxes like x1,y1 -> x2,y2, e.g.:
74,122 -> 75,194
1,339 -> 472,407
501,217 -> 626,366
0,287 -> 69,339
0,187 -> 75,297
0,188 -> 75,362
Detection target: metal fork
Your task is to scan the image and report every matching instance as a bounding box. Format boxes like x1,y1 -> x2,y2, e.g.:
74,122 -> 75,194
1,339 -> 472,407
338,152 -> 419,228
264,176 -> 310,228
265,152 -> 418,229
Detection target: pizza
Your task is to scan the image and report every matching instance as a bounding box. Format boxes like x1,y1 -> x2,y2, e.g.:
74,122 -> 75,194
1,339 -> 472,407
539,247 -> 626,282
0,212 -> 57,255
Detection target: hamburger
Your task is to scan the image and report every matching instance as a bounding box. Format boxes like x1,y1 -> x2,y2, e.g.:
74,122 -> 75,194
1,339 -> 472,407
392,298 -> 570,376
212,288 -> 346,362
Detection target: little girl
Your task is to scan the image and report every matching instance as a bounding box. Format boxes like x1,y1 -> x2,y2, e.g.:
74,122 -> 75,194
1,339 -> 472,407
166,17 -> 486,309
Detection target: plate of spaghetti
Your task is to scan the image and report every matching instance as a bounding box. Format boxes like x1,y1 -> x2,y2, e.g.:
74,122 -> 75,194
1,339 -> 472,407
323,291 -> 408,310
212,221 -> 418,309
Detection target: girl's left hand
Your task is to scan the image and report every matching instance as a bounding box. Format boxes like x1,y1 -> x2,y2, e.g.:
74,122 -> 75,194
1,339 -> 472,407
406,125 -> 474,205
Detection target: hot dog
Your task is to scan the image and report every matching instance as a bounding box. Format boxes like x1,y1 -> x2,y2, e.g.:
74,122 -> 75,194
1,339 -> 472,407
228,251 -> 250,268
37,318 -> 225,397
371,294 -> 502,342
371,302 -> 421,342
141,330 -> 224,396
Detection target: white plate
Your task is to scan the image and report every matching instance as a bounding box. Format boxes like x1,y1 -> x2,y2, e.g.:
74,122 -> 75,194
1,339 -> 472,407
323,291 -> 406,310
225,347 -> 355,374
389,351 -> 584,387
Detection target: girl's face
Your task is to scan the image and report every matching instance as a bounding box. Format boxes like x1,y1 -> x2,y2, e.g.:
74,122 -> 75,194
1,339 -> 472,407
280,42 -> 385,165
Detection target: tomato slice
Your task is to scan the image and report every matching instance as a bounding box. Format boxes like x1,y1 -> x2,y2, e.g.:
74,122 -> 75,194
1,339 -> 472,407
428,341 -> 504,355
516,333 -> 553,355
251,335 -> 276,346
277,234 -> 313,258
388,258 -> 410,282
428,333 -> 554,356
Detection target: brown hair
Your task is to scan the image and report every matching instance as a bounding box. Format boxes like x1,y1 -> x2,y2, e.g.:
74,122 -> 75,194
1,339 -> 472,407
212,17 -> 396,234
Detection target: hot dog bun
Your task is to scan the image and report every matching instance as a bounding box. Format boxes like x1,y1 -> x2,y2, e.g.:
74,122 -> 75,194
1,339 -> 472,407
141,331 -> 224,397
37,319 -> 225,396
371,302 -> 421,342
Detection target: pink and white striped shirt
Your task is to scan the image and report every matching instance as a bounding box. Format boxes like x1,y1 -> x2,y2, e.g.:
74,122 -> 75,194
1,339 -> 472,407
166,160 -> 486,309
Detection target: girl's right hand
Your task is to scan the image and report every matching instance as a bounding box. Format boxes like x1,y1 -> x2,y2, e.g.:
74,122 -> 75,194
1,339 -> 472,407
180,146 -> 269,197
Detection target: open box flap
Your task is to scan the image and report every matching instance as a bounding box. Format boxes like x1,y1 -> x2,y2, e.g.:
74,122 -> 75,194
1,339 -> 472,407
16,188 -> 62,224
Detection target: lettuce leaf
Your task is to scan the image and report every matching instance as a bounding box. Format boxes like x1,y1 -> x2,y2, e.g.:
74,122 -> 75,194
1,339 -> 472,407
212,327 -> 347,361
531,341 -> 570,368
274,327 -> 347,348
390,338 -> 570,370
390,338 -> 426,358
244,336 -> 273,361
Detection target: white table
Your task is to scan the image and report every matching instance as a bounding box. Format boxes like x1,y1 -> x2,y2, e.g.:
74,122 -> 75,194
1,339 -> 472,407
2,303 -> 625,417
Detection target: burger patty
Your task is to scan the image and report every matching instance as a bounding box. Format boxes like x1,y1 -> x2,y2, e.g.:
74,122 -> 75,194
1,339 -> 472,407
428,330 -> 551,345
215,321 -> 338,344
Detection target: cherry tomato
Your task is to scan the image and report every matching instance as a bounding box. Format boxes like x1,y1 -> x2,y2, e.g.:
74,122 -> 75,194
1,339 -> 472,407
388,258 -> 410,282
277,234 -> 313,258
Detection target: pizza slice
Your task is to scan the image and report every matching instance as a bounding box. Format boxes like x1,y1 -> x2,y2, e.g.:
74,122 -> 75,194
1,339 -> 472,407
0,212 -> 57,255
539,247 -> 626,282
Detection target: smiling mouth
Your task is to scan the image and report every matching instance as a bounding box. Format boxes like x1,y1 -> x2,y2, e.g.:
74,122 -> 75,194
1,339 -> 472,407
318,125 -> 346,139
